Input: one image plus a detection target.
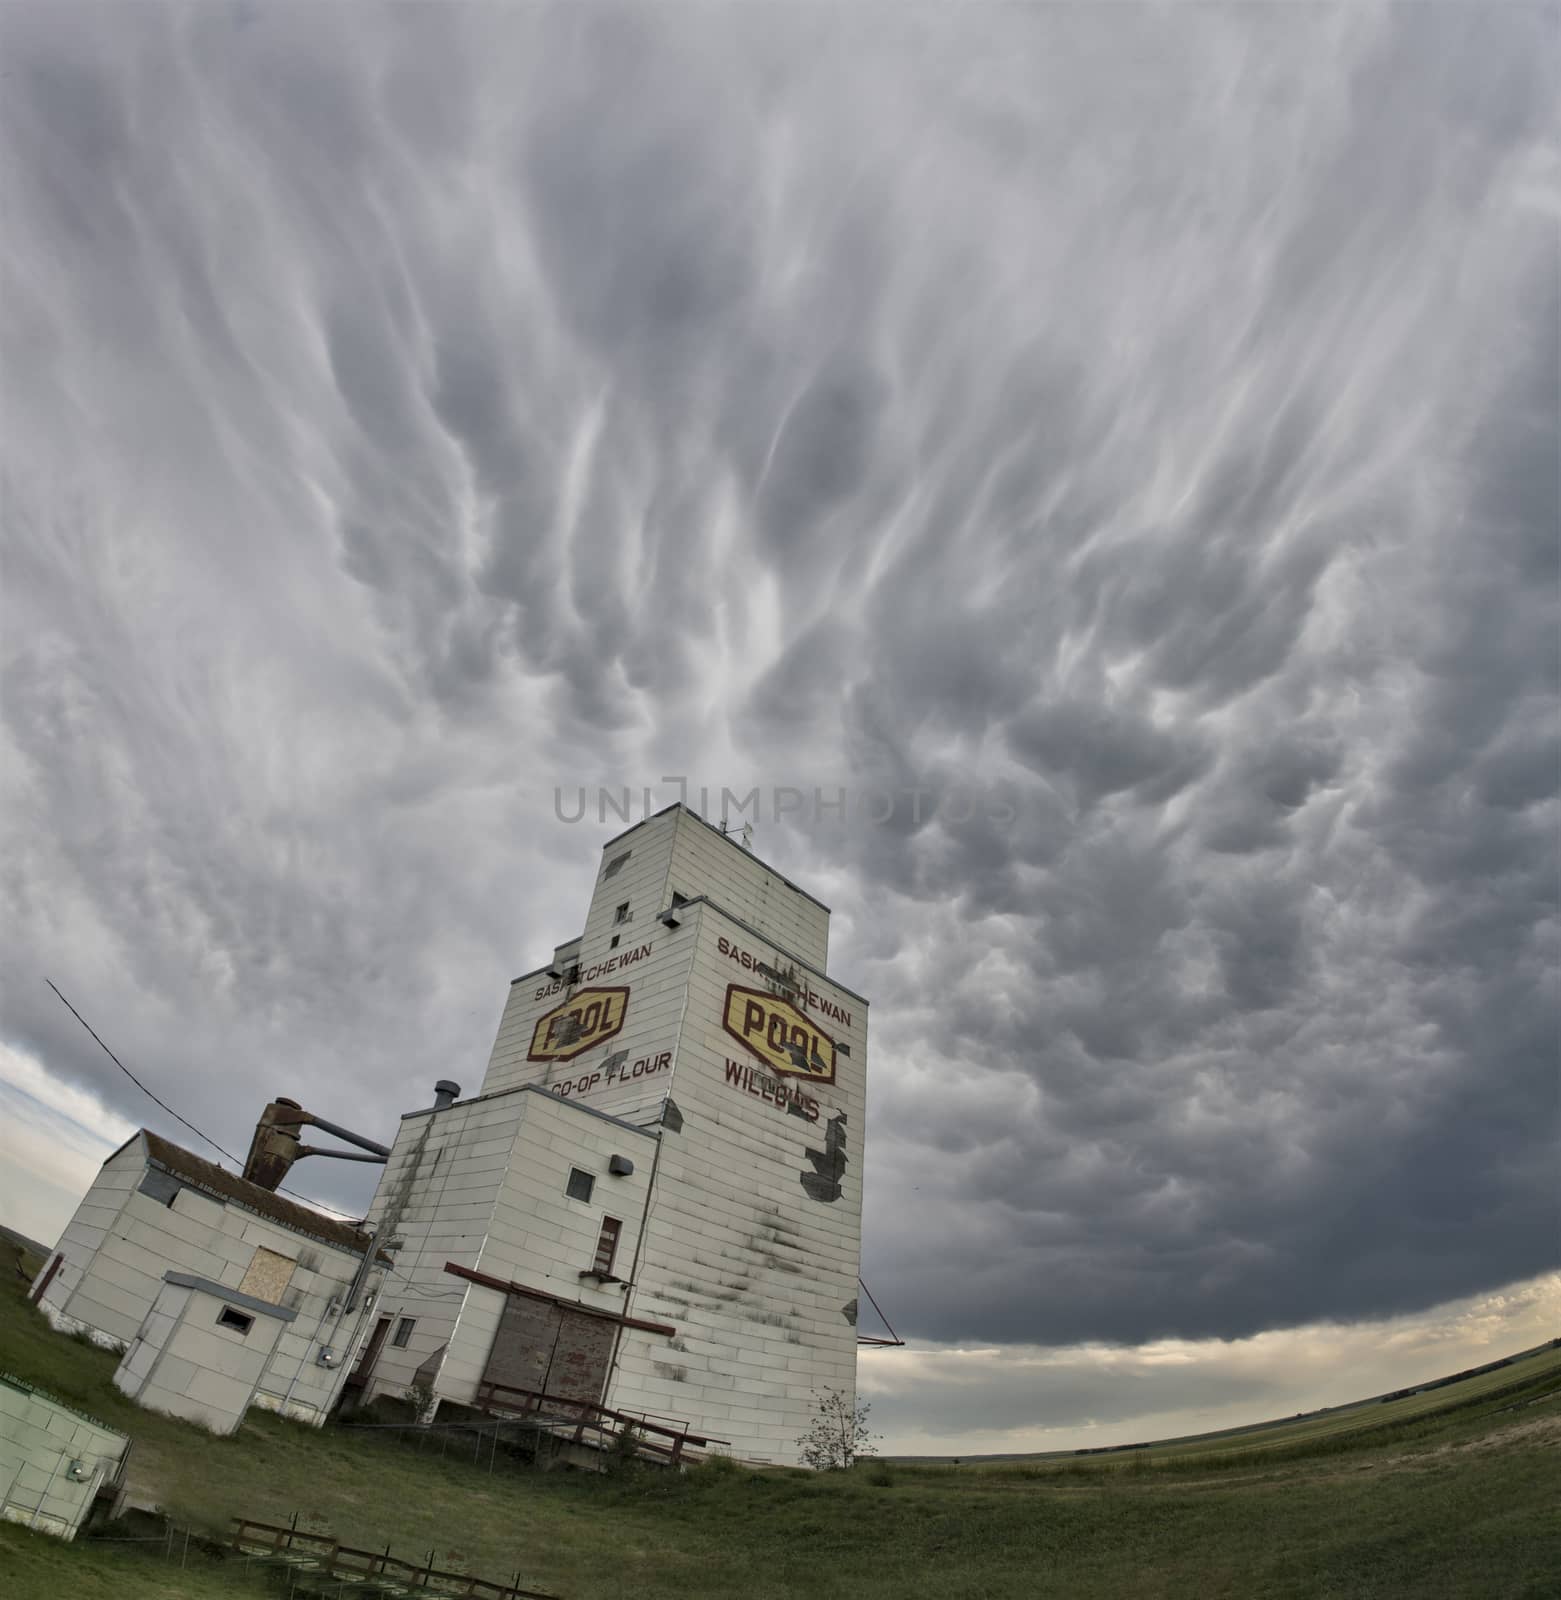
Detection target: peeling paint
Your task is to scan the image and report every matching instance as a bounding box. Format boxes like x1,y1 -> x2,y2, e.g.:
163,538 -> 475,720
801,1113 -> 847,1203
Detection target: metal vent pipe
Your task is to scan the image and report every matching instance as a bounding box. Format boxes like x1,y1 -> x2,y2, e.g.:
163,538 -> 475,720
242,1099 -> 390,1191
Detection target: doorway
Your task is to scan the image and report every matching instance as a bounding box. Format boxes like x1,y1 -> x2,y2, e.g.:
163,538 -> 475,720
341,1314 -> 393,1404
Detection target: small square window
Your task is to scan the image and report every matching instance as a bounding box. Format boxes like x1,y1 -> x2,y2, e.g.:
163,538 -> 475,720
216,1307 -> 254,1335
670,891 -> 689,910
566,1167 -> 595,1203
391,1316 -> 416,1348
602,850 -> 631,880
609,934 -> 620,949
614,902 -> 631,924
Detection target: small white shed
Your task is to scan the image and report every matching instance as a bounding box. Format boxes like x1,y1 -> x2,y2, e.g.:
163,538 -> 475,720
0,1374 -> 130,1540
114,1271 -> 296,1436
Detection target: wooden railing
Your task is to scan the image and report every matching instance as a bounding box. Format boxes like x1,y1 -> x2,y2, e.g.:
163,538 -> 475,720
230,1517 -> 558,1598
471,1380 -> 724,1467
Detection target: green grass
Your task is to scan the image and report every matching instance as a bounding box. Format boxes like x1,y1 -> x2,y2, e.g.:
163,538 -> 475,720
0,1522 -> 275,1599
3,1239 -> 1559,1599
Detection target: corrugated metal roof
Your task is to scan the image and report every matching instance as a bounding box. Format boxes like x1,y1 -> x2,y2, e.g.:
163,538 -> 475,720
140,1132 -> 373,1256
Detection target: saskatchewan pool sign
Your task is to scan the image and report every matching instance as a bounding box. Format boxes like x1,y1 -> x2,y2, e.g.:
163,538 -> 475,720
721,985 -> 837,1085
528,987 -> 629,1063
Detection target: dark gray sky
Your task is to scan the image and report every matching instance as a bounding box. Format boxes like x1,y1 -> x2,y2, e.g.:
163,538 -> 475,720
2,3 -> 1556,1451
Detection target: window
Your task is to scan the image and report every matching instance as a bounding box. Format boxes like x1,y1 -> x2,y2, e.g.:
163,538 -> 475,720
391,1316 -> 416,1348
216,1307 -> 254,1335
670,891 -> 689,911
602,850 -> 631,880
609,934 -> 620,949
614,902 -> 631,924
593,1217 -> 622,1276
566,1167 -> 595,1203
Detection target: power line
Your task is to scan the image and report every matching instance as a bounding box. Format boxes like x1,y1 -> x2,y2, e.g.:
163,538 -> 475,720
47,979 -> 243,1164
44,979 -> 362,1222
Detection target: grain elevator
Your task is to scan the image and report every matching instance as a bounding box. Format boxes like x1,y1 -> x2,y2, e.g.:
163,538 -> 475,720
346,804 -> 868,1463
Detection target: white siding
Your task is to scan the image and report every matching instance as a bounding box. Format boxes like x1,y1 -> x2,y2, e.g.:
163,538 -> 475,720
360,805 -> 867,1462
33,1138 -> 145,1344
355,1096 -> 523,1406
115,1279 -> 289,1437
0,1378 -> 128,1540
603,904 -> 866,1462
35,1136 -> 372,1427
662,811 -> 830,969
460,807 -> 864,1462
481,932 -> 695,1124
359,1088 -> 657,1409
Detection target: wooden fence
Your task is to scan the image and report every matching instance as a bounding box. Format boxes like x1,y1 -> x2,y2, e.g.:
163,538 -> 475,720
230,1516 -> 559,1598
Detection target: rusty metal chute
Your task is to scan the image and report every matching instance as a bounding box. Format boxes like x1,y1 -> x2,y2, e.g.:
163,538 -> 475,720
242,1098 -> 391,1192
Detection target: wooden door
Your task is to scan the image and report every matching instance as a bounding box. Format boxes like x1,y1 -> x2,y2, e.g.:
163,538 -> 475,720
482,1299 -> 613,1412
345,1314 -> 393,1395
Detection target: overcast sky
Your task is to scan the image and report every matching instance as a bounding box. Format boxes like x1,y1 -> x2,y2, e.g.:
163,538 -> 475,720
2,3 -> 1556,1454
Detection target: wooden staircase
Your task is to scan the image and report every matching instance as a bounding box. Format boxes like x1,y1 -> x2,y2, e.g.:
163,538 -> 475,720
471,1380 -> 723,1468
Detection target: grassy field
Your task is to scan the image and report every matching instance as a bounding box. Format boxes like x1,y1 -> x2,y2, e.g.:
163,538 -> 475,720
939,1342 -> 1561,1470
3,1236 -> 1558,1599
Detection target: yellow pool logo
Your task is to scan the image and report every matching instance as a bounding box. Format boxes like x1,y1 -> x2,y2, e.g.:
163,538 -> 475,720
721,985 -> 837,1085
528,987 -> 629,1063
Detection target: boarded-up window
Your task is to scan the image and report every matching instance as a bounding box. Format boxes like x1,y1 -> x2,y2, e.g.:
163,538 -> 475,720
239,1246 -> 297,1303
593,1217 -> 622,1276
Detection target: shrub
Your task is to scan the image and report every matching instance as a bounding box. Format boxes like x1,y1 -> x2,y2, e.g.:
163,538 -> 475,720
404,1380 -> 437,1422
686,1450 -> 743,1487
797,1389 -> 877,1471
606,1421 -> 642,1477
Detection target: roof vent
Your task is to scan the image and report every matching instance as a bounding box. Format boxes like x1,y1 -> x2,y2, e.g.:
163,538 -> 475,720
433,1080 -> 460,1110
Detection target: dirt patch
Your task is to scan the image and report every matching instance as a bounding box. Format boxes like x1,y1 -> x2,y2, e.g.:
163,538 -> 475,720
1421,1412 -> 1561,1458
1313,1409 -> 1561,1482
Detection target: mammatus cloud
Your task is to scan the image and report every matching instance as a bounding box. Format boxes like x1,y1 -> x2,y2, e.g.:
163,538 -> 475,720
1,2 -> 1556,1451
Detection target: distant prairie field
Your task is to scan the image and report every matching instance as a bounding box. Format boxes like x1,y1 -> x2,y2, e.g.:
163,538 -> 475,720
3,1238 -> 1558,1599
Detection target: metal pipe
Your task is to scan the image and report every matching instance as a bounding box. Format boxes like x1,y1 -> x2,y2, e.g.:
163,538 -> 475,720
276,1225 -> 385,1419
296,1114 -> 391,1158
295,1147 -> 388,1165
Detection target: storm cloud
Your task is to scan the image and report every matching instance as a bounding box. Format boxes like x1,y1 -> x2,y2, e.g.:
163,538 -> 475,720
2,0 -> 1556,1434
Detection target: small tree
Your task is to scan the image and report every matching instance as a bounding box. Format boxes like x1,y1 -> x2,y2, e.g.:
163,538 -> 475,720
796,1388 -> 877,1470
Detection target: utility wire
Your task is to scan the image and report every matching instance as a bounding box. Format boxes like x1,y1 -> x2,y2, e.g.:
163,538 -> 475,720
45,979 -> 362,1222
